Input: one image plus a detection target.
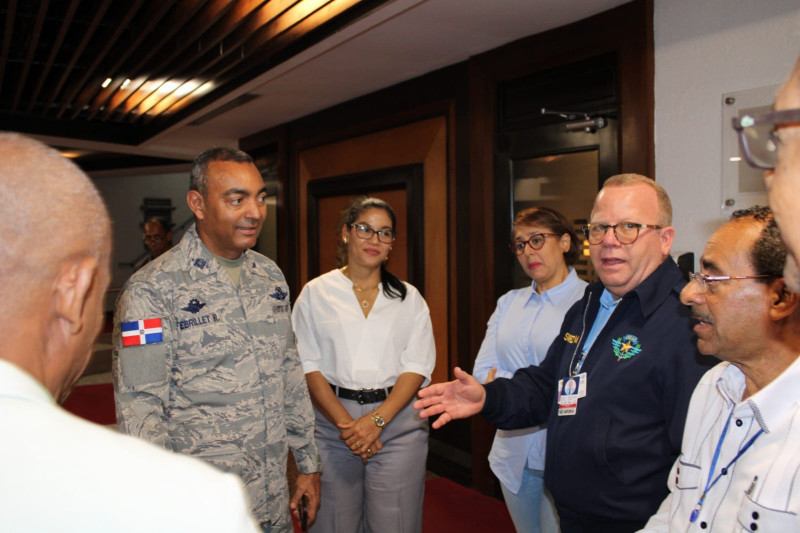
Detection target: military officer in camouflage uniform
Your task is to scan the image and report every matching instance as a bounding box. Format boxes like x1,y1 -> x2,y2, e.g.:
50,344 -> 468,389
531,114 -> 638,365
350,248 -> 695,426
113,147 -> 321,532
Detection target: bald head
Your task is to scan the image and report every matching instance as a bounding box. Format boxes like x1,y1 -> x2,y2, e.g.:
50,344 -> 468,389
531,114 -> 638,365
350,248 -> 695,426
597,173 -> 673,226
0,133 -> 112,399
0,133 -> 110,294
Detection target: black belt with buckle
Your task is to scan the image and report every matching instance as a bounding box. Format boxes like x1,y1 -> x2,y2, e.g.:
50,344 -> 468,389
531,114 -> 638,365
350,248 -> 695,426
330,383 -> 393,404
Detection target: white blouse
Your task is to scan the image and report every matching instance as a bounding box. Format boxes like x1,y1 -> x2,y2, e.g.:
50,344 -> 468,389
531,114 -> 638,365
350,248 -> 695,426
292,269 -> 435,389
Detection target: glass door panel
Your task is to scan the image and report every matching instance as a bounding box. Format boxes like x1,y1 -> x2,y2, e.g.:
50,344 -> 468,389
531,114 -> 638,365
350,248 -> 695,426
510,150 -> 599,289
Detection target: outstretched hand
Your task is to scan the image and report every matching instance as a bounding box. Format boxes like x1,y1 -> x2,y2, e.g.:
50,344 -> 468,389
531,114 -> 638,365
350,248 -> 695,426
413,367 -> 486,429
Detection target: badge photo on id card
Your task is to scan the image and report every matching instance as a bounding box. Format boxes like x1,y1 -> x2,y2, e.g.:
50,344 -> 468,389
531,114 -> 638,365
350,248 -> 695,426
557,372 -> 587,416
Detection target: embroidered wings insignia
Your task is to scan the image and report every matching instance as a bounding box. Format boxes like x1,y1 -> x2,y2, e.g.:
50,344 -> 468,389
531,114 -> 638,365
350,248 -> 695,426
181,298 -> 206,314
270,287 -> 288,301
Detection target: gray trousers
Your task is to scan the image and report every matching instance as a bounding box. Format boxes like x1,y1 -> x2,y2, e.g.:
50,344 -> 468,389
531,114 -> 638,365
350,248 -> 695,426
310,397 -> 428,533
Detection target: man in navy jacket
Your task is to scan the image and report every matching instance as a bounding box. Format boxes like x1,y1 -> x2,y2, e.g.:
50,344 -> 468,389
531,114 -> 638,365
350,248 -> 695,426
416,174 -> 714,532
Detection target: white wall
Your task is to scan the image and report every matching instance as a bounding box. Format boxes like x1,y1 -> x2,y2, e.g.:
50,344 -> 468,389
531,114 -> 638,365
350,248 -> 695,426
654,0 -> 800,264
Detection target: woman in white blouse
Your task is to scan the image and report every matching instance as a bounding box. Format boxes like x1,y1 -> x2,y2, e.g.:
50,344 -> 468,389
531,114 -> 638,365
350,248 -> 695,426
473,207 -> 587,533
292,197 -> 436,533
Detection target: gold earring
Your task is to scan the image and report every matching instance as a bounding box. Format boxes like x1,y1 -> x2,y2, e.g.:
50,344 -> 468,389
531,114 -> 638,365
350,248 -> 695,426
343,237 -> 348,244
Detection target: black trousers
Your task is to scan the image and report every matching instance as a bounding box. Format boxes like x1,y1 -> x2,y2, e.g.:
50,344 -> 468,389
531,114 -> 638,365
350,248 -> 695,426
557,508 -> 648,533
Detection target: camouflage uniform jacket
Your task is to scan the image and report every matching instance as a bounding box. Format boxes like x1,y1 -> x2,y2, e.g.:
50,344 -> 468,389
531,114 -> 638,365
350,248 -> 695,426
113,224 -> 320,531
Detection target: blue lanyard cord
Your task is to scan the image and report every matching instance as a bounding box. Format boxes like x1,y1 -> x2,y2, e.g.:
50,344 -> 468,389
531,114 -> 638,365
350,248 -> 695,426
569,293 -> 593,377
574,353 -> 587,375
689,409 -> 765,523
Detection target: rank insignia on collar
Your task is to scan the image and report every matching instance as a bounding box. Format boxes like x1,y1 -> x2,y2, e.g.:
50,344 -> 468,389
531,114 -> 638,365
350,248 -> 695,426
270,286 -> 288,300
181,298 -> 206,314
612,334 -> 642,360
563,332 -> 580,344
193,258 -> 207,269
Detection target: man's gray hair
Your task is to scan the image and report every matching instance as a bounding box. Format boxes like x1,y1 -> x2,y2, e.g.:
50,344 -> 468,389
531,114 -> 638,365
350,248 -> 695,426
189,146 -> 254,197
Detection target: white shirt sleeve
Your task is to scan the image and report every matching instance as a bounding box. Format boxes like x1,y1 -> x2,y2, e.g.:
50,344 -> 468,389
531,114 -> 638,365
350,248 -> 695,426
292,280 -> 323,375
396,284 -> 436,385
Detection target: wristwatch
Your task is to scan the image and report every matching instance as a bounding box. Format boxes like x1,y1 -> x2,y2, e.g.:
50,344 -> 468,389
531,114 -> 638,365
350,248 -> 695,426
371,412 -> 386,428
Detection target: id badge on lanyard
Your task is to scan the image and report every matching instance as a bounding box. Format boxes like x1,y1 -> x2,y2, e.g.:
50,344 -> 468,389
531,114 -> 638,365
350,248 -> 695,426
557,372 -> 587,416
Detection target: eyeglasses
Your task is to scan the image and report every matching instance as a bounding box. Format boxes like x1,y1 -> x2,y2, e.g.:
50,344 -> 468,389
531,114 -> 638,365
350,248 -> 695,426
731,108 -> 800,170
688,272 -> 775,293
581,222 -> 662,245
510,233 -> 559,255
349,222 -> 395,244
143,234 -> 164,244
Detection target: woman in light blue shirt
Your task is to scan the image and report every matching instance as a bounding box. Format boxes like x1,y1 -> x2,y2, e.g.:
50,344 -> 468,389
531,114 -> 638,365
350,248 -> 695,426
473,207 -> 587,533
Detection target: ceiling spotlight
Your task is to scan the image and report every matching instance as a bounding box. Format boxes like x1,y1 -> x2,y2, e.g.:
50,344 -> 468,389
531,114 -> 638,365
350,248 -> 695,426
121,78 -> 131,89
101,78 -> 112,88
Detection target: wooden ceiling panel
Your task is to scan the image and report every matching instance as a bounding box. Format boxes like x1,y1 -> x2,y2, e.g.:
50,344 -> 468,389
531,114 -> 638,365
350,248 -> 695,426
40,0 -> 113,117
10,0 -> 46,110
26,1 -> 80,113
0,0 -> 389,144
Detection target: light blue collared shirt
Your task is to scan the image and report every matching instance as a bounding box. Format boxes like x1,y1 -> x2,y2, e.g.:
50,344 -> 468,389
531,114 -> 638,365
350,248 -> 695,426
473,268 -> 587,492
580,288 -> 622,355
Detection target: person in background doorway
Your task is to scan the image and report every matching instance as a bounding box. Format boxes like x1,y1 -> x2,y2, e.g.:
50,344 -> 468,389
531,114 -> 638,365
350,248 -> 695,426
133,216 -> 173,271
473,207 -> 586,533
292,196 -> 436,533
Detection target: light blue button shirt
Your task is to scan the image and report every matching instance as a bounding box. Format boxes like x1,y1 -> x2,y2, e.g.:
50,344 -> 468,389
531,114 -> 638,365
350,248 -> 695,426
473,268 -> 587,493
573,289 -> 621,374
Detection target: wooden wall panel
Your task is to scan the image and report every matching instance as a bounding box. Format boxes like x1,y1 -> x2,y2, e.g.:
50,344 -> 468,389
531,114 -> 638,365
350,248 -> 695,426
242,0 -> 653,496
314,189 -> 407,278
297,117 -> 449,385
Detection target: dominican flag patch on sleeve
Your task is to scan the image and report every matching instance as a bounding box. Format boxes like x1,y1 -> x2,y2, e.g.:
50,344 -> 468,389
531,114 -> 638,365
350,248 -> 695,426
121,318 -> 164,347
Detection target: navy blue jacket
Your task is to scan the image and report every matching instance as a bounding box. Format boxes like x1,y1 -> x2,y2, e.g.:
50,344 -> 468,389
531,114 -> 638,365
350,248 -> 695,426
482,258 -> 715,526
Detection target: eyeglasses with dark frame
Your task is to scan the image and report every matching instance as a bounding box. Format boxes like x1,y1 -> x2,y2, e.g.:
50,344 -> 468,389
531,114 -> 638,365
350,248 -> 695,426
581,222 -> 662,245
731,108 -> 800,170
510,233 -> 560,256
349,222 -> 395,244
688,272 -> 775,294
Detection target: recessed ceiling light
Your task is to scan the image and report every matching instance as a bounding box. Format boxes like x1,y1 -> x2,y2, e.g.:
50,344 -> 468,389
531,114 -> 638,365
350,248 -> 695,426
59,150 -> 87,159
101,78 -> 112,88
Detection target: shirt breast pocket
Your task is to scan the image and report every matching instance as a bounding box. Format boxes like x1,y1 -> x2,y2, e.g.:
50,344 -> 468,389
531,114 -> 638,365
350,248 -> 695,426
175,314 -> 229,361
674,457 -> 702,492
737,493 -> 797,532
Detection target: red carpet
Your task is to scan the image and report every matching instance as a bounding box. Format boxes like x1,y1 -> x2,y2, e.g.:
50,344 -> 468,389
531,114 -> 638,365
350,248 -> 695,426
291,477 -> 515,532
62,383 -> 116,426
422,477 -> 515,532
